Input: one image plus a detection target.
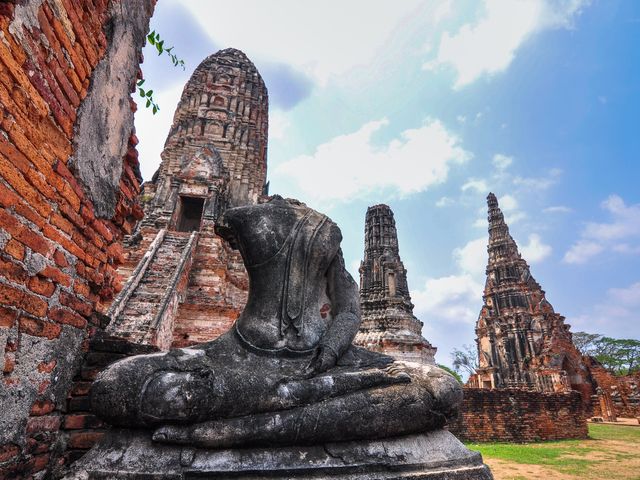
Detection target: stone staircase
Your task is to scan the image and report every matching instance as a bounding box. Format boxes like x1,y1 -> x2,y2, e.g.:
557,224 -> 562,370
105,229 -> 198,349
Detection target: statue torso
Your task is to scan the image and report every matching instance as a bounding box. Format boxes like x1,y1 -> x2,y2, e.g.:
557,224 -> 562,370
221,199 -> 342,354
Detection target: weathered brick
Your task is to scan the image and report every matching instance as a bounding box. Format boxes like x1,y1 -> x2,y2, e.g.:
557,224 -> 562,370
0,444 -> 19,463
0,257 -> 28,284
47,307 -> 87,329
31,453 -> 50,473
28,277 -> 56,297
30,399 -> 55,416
40,265 -> 72,287
0,306 -> 18,328
3,353 -> 15,373
26,415 -> 61,434
19,316 -> 62,340
4,239 -> 25,261
53,248 -> 70,267
59,290 -> 92,316
67,431 -> 103,450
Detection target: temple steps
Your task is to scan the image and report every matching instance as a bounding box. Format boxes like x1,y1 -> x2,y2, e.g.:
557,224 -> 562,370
105,229 -> 198,349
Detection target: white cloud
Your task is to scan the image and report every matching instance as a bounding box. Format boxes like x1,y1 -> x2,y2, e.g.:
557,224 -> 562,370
453,237 -> 487,276
411,237 -> 486,325
492,153 -> 513,170
520,233 -> 552,263
461,178 -> 489,194
436,196 -> 454,207
612,244 -> 640,255
473,217 -> 487,228
563,240 -> 604,264
499,194 -> 518,212
180,0 -> 441,85
544,205 -> 572,214
136,84 -> 185,180
512,168 -> 562,190
412,274 -> 483,324
269,110 -> 291,140
273,118 -> 471,205
564,195 -> 640,264
497,194 -> 526,224
456,115 -> 467,124
427,0 -> 589,88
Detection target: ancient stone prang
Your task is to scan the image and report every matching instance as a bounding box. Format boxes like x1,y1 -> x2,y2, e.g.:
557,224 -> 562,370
356,204 -> 437,364
145,47 -> 269,223
468,193 -> 590,397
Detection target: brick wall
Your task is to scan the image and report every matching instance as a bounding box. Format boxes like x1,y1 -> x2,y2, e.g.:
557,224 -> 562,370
586,357 -> 640,419
0,1 -> 154,478
449,388 -> 588,443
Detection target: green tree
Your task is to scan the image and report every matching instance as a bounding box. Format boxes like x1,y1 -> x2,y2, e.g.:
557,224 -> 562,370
573,332 -> 640,375
572,331 -> 602,355
437,364 -> 463,384
451,344 -> 478,377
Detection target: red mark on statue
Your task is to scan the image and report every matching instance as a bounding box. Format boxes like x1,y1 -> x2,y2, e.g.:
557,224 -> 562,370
320,303 -> 331,319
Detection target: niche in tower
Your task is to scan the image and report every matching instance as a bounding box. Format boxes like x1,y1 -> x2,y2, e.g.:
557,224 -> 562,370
176,196 -> 205,232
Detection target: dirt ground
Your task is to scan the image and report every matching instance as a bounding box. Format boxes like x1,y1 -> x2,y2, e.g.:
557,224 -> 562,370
481,427 -> 640,480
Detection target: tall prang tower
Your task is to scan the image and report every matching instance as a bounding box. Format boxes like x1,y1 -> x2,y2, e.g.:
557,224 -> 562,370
468,193 -> 590,398
103,49 -> 268,351
355,205 -> 437,364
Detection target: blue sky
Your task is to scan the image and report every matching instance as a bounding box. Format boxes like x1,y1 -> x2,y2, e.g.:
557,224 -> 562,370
135,0 -> 640,371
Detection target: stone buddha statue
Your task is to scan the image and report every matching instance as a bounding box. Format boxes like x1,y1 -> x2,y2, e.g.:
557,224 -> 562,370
90,196 -> 463,449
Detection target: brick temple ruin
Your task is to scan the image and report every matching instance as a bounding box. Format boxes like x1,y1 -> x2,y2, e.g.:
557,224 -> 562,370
467,193 -> 591,395
104,48 -> 268,351
355,204 -> 436,364
451,193 -> 640,442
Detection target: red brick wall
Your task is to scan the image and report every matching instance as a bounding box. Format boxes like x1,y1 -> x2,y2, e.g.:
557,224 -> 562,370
449,388 -> 588,443
0,1 -> 153,478
587,358 -> 640,419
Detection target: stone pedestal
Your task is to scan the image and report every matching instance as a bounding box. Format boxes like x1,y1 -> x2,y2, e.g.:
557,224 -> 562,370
66,429 -> 492,479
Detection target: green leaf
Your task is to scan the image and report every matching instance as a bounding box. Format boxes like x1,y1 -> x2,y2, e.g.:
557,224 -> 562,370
138,88 -> 145,96
146,90 -> 153,97
146,99 -> 151,108
152,106 -> 158,115
137,79 -> 145,87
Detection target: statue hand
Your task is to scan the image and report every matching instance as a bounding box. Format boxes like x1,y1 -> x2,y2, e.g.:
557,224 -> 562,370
303,344 -> 338,378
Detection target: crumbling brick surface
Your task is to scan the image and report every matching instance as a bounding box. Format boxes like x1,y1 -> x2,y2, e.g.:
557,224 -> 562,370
0,1 -> 154,477
586,357 -> 640,419
449,388 -> 589,443
57,47 -> 270,463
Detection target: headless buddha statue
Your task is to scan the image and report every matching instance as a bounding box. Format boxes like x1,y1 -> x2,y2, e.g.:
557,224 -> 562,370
91,196 -> 462,448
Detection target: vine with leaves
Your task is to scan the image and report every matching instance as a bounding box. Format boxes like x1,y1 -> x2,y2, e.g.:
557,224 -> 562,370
137,30 -> 185,114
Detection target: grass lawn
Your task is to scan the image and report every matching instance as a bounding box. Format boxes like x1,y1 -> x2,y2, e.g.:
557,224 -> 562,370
466,423 -> 640,480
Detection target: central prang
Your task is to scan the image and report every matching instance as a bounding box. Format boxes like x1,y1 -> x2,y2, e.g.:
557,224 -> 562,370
90,196 -> 463,449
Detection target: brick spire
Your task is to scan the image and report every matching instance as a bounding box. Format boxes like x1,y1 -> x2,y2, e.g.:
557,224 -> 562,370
147,47 -> 269,224
483,193 -> 541,313
487,192 -> 522,269
468,194 -> 589,394
355,205 -> 436,365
